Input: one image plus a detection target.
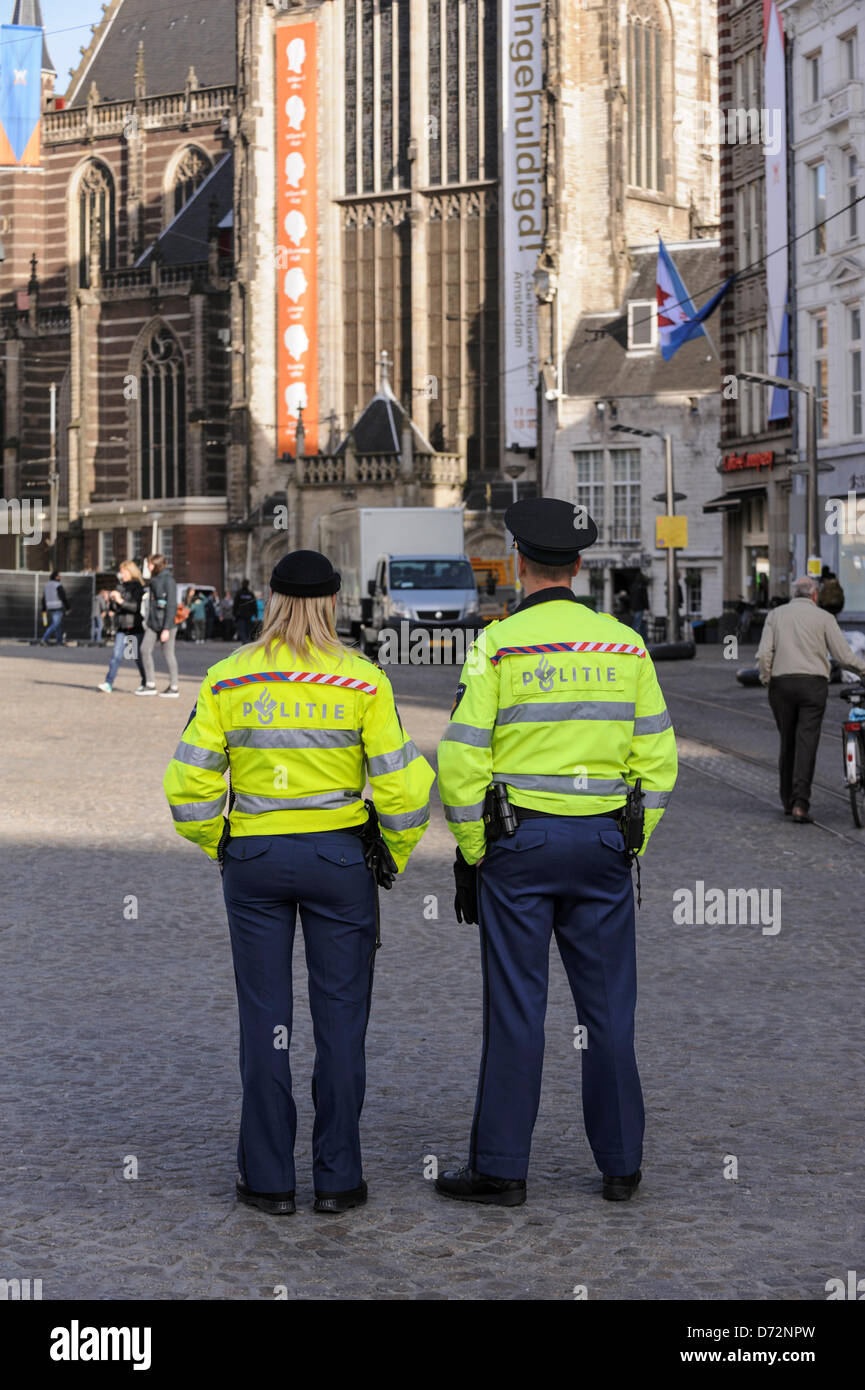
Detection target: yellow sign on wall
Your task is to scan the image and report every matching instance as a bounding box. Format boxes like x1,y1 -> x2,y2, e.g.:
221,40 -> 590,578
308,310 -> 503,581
656,515 -> 688,549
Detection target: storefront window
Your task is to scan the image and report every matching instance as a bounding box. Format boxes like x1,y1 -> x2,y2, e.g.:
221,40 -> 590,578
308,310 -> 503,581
838,497 -> 865,614
684,569 -> 702,618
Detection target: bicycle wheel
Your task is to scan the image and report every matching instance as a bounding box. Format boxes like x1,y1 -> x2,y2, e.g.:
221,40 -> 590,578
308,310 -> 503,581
851,734 -> 865,828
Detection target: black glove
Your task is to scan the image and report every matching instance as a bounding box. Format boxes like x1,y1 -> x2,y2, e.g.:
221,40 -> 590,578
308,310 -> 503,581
362,833 -> 398,889
360,799 -> 399,889
453,848 -> 479,925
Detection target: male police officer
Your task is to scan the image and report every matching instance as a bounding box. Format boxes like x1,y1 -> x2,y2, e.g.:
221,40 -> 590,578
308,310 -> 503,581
435,498 -> 678,1206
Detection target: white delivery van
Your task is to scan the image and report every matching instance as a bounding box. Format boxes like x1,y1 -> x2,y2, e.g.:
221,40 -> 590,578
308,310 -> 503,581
317,506 -> 481,654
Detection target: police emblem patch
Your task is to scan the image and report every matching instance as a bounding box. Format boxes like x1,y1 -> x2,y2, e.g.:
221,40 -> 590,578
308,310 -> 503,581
451,682 -> 466,716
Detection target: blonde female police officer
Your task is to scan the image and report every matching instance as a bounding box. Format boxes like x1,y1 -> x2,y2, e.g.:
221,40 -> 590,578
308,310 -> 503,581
164,551 -> 434,1215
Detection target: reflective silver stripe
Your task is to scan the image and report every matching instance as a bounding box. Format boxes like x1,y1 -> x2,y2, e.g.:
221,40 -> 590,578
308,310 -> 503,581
378,802 -> 430,832
632,710 -> 673,736
441,723 -> 493,747
172,741 -> 228,772
234,790 -> 361,814
226,728 -> 361,750
496,701 -> 636,725
367,739 -> 422,777
643,789 -> 673,810
493,773 -> 629,797
170,793 -> 227,822
442,799 -> 486,823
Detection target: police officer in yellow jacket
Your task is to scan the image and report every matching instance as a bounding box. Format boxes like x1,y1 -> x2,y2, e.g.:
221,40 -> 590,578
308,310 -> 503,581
435,499 -> 677,1207
164,551 -> 434,1215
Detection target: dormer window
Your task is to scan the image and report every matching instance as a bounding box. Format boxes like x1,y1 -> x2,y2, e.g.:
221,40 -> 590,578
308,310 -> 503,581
628,299 -> 656,352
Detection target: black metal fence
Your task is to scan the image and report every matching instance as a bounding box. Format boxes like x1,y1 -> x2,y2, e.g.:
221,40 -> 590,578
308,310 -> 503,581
0,571 -> 96,641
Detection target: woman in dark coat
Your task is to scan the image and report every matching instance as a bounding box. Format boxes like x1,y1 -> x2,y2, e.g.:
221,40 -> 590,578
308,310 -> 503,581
97,560 -> 147,694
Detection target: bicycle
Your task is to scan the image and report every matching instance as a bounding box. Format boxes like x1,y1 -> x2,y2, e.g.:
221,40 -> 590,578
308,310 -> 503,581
840,683 -> 865,828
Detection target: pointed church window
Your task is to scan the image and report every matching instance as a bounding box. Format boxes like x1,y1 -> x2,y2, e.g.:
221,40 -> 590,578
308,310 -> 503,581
78,161 -> 117,289
173,147 -> 213,216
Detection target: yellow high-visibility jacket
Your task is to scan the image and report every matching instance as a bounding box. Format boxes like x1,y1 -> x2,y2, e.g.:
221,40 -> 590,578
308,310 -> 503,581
437,594 -> 678,865
164,641 -> 435,872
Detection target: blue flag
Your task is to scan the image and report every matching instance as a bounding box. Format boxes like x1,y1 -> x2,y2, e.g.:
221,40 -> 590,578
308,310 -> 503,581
0,25 -> 42,166
656,238 -> 733,361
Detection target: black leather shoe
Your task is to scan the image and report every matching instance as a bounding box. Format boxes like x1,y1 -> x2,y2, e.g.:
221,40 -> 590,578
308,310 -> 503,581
434,1165 -> 526,1206
313,1180 -> 368,1214
236,1181 -> 296,1215
602,1169 -> 642,1201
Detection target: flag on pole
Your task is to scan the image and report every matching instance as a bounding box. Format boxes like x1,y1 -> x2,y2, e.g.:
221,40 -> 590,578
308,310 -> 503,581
656,238 -> 733,361
0,25 -> 43,167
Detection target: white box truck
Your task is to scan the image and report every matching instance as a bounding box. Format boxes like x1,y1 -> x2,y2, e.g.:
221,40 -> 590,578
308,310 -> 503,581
316,506 -> 481,655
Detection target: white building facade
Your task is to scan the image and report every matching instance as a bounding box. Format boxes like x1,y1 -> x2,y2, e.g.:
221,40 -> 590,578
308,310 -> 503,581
781,0 -> 865,619
547,242 -> 724,629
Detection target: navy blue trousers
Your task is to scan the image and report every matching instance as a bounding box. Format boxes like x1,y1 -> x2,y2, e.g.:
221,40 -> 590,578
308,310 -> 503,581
472,815 -> 643,1180
222,831 -> 377,1195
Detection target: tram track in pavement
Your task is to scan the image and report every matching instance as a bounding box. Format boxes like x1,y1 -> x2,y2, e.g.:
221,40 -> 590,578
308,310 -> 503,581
665,688 -> 865,855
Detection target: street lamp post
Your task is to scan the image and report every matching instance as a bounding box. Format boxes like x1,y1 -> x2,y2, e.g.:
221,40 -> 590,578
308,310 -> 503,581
47,383 -> 59,571
736,371 -> 819,566
612,423 -> 678,644
503,460 -> 524,505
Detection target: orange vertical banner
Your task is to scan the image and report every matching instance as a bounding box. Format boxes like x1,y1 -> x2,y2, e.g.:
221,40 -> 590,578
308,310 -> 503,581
276,21 -> 318,456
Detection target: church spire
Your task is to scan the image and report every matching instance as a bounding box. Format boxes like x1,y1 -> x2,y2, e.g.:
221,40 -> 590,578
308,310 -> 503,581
11,1 -> 55,73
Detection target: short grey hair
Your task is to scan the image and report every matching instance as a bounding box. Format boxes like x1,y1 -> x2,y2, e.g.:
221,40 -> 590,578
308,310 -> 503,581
792,576 -> 818,599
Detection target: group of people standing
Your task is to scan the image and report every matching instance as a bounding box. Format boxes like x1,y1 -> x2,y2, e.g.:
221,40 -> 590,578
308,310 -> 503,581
614,573 -> 652,642
181,583 -> 259,644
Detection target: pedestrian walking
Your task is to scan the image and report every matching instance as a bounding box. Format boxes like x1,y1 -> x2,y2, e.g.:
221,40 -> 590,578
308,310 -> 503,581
614,589 -> 631,623
628,572 -> 649,642
40,571 -> 70,645
164,550 -> 434,1215
233,580 -> 257,643
818,566 -> 845,617
205,590 -> 218,641
219,590 -> 235,642
98,562 -> 147,693
138,554 -> 180,699
190,591 -> 207,644
91,589 -> 109,644
434,497 -> 678,1207
757,575 -> 865,822
735,597 -> 754,643
177,588 -> 195,642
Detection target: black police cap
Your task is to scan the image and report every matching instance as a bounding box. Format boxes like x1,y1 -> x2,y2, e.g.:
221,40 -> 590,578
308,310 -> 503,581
504,497 -> 598,565
270,550 -> 341,597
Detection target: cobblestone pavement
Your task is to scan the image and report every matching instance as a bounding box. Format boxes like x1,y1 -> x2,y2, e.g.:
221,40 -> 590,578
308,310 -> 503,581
1,640 -> 863,1300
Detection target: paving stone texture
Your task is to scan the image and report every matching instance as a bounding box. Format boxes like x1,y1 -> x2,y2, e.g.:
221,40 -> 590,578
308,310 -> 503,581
1,640 -> 863,1300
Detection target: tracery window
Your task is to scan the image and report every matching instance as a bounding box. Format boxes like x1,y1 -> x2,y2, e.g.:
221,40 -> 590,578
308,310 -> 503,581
139,325 -> 187,500
172,147 -> 212,216
77,161 -> 117,288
